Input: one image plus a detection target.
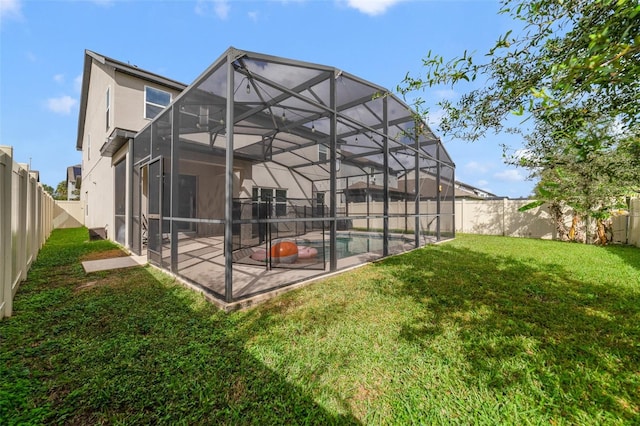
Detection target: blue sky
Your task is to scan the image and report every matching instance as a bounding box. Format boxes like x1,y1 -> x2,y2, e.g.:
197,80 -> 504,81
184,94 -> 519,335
0,0 -> 535,197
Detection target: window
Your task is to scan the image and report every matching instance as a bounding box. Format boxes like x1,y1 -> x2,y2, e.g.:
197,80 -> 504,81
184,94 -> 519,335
145,86 -> 172,119
316,192 -> 325,217
105,87 -> 110,132
318,144 -> 328,162
253,187 -> 287,217
275,189 -> 287,217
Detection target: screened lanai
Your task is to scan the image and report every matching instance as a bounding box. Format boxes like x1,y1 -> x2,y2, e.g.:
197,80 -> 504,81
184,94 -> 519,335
130,47 -> 455,304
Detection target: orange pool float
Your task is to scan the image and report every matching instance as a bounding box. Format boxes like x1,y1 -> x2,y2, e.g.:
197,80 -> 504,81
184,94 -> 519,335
270,241 -> 299,264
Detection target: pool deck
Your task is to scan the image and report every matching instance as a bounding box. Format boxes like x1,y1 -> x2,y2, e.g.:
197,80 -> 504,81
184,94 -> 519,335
84,231 -> 437,311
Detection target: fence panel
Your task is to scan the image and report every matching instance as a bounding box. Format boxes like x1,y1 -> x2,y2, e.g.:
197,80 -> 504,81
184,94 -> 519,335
0,146 -> 54,319
456,198 -> 640,246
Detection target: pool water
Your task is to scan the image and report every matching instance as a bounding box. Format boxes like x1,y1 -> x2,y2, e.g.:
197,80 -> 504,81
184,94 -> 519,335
296,234 -> 410,260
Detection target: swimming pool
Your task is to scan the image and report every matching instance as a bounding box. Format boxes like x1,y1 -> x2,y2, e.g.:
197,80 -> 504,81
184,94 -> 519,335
296,233 -> 411,260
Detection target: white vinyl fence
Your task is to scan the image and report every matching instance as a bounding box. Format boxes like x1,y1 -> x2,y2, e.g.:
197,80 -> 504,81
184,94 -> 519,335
625,198 -> 640,247
1,146 -> 55,319
348,198 -> 639,247
455,198 -> 640,247
54,200 -> 84,229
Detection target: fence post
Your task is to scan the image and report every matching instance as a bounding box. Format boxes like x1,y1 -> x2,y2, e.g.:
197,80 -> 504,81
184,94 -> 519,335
630,198 -> 640,248
0,151 -> 12,318
0,147 -> 13,318
29,173 -> 35,266
17,168 -> 27,282
502,198 -> 507,236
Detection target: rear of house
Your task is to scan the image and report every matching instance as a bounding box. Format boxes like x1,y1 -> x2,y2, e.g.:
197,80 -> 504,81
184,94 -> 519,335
76,48 -> 456,308
76,50 -> 185,244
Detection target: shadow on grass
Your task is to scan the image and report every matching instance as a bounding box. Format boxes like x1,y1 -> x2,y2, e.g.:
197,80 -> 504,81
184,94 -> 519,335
375,244 -> 640,422
0,229 -> 359,425
603,243 -> 640,272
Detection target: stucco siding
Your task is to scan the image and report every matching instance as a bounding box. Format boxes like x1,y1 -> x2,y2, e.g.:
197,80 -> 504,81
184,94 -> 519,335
80,60 -> 115,233
247,163 -> 312,200
113,72 -> 182,133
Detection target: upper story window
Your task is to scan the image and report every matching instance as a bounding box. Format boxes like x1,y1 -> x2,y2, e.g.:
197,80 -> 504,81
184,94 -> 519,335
105,87 -> 110,132
318,144 -> 328,162
145,86 -> 172,119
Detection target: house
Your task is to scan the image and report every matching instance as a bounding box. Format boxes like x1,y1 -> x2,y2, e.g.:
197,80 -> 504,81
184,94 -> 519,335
76,47 -> 456,307
454,181 -> 496,199
65,164 -> 82,200
76,50 -> 186,244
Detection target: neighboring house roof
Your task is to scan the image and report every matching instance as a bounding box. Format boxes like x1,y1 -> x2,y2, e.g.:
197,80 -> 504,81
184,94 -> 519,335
345,177 -> 496,199
66,164 -> 81,184
344,180 -> 411,196
75,50 -> 187,151
454,181 -> 497,199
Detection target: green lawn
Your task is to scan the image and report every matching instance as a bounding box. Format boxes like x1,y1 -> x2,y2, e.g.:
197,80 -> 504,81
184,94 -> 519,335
1,228 -> 639,425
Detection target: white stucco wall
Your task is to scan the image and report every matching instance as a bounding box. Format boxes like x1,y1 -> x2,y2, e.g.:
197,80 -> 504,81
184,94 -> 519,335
246,162 -> 312,200
80,60 -> 115,235
79,58 -> 182,244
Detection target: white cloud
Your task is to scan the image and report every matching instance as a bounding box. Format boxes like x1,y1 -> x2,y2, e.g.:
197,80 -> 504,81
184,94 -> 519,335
465,161 -> 491,174
248,10 -> 259,22
53,74 -> 65,84
494,169 -> 525,182
434,88 -> 457,100
46,95 -> 77,115
214,0 -> 230,19
74,74 -> 83,92
195,0 -> 230,19
343,0 -> 404,16
0,0 -> 22,22
195,1 -> 206,16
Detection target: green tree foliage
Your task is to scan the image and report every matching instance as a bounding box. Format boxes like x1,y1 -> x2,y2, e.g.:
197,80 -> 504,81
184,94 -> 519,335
399,0 -> 639,243
41,184 -> 55,197
399,0 -> 640,143
513,109 -> 639,243
53,180 -> 68,200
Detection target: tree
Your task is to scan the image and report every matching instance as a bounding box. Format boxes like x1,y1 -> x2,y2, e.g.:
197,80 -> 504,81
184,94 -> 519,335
399,0 -> 640,146
53,180 -> 68,200
511,107 -> 639,244
41,184 -> 55,197
398,0 -> 640,243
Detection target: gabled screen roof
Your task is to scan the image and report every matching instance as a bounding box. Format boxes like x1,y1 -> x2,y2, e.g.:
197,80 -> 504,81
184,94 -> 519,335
138,47 -> 454,182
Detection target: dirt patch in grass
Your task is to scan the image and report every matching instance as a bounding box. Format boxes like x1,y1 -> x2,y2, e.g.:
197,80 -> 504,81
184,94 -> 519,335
74,272 -> 133,293
81,248 -> 129,261
74,280 -> 100,292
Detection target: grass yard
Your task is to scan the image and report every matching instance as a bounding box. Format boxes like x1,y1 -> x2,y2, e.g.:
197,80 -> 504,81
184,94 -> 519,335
1,228 -> 639,425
